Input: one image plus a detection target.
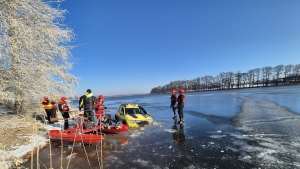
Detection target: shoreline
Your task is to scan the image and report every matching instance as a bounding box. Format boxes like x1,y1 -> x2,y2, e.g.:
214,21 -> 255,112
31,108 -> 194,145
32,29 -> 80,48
0,107 -> 80,169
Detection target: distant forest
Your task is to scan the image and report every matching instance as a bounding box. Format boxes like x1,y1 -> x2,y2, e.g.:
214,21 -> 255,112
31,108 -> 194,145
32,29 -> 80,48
150,63 -> 300,94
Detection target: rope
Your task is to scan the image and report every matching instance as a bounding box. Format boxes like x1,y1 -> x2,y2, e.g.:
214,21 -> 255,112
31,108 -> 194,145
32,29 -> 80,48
48,123 -> 53,169
66,127 -> 78,169
36,120 -> 40,169
80,119 -> 91,166
60,123 -> 63,169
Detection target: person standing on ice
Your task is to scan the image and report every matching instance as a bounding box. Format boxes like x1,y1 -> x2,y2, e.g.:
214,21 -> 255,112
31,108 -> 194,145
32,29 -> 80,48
79,89 -> 97,128
95,94 -> 111,128
41,96 -> 53,124
58,96 -> 70,130
94,95 -> 106,120
170,89 -> 178,121
50,97 -> 58,120
177,88 -> 186,124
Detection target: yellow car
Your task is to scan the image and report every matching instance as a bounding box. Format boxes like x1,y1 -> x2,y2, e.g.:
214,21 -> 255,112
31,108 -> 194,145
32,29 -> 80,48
115,103 -> 153,128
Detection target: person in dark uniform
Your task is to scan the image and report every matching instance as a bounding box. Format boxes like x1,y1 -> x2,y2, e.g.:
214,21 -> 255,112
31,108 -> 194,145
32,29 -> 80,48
177,88 -> 186,124
79,89 -> 97,128
170,89 -> 177,121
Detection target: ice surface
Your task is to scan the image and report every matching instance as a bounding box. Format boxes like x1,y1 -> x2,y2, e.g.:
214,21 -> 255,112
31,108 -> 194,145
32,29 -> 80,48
20,85 -> 300,169
233,94 -> 300,168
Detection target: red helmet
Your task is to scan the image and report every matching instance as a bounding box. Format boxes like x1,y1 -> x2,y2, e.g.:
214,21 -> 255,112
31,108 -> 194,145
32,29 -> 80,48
43,96 -> 48,100
99,95 -> 104,99
61,96 -> 67,101
172,89 -> 176,93
179,88 -> 184,93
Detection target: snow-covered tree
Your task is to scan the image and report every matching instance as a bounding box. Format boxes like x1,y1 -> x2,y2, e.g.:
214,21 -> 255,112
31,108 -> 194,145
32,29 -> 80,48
0,0 -> 78,113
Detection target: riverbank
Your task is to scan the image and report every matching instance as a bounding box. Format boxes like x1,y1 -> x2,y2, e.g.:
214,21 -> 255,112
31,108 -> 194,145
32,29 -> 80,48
0,107 -> 80,169
0,114 -> 49,168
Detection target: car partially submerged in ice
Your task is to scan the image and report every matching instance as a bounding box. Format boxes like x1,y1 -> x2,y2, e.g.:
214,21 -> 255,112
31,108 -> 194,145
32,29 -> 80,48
115,103 -> 153,127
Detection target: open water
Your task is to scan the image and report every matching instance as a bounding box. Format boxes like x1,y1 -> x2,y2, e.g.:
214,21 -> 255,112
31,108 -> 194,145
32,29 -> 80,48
22,85 -> 300,169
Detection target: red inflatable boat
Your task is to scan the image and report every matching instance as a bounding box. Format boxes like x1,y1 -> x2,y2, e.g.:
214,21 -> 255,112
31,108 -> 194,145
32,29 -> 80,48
48,129 -> 105,144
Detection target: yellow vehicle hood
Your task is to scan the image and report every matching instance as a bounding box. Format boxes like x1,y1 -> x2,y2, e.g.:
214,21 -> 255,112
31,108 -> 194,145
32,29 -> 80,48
125,114 -> 152,121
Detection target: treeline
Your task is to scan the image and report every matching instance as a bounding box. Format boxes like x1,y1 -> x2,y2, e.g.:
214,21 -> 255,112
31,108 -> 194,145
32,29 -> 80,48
150,64 -> 300,94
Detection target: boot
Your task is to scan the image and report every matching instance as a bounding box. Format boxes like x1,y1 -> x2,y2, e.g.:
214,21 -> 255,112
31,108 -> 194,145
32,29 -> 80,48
178,118 -> 184,124
172,115 -> 177,120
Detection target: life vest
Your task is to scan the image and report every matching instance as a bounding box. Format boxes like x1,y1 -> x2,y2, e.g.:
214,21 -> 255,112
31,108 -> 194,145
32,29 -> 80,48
177,93 -> 186,103
182,94 -> 186,103
58,101 -> 69,112
50,101 -> 57,109
42,100 -> 52,110
94,100 -> 105,116
170,94 -> 177,105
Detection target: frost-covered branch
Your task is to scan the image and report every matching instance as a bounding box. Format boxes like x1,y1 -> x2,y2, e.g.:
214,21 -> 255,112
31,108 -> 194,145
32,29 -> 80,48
0,0 -> 79,114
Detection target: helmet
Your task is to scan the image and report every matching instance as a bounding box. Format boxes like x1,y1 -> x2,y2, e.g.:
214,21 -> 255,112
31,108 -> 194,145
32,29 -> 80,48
51,98 -> 56,101
99,95 -> 104,99
172,89 -> 176,93
61,96 -> 67,101
43,96 -> 48,100
179,88 -> 184,93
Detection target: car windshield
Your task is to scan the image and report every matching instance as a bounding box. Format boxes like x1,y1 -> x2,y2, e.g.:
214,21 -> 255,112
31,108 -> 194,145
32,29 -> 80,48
125,108 -> 146,115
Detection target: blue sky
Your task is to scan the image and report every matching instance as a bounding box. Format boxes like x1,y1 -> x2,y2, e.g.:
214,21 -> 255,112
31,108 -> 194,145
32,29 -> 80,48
59,0 -> 300,96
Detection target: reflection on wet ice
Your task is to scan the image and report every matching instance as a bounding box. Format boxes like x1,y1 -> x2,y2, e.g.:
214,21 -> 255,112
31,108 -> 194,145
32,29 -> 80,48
172,124 -> 186,144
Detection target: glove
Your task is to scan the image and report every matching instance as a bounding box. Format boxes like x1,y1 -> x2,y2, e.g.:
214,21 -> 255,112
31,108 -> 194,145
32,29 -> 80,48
104,107 -> 107,109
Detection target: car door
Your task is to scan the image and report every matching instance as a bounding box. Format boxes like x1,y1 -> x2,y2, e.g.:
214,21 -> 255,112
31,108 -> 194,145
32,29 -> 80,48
118,106 -> 125,120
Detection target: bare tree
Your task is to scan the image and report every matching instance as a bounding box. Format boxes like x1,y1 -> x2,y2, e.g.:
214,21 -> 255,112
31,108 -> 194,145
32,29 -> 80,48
0,0 -> 79,113
241,73 -> 248,88
190,78 -> 197,91
254,68 -> 261,87
247,69 -> 254,87
235,71 -> 242,89
195,77 -> 201,91
293,64 -> 300,83
214,75 -> 222,90
226,72 -> 234,89
219,72 -> 226,89
283,64 -> 293,84
273,64 -> 284,85
261,66 -> 272,86
201,75 -> 213,90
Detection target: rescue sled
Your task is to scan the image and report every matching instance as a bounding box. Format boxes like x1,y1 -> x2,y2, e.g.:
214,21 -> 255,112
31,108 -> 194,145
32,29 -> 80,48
66,121 -> 129,134
65,114 -> 129,134
47,129 -> 105,144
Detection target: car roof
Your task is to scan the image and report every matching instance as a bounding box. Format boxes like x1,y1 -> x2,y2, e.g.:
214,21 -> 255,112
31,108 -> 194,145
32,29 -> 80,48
121,103 -> 139,108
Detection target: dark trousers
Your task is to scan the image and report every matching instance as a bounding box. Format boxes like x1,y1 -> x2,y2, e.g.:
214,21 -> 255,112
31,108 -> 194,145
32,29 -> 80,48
171,106 -> 176,115
85,110 -> 95,128
51,108 -> 57,118
178,106 -> 184,120
45,109 -> 52,123
62,111 -> 70,130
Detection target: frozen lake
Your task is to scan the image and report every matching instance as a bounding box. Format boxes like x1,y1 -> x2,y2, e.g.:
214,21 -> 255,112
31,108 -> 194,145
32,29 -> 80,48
22,85 -> 300,169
